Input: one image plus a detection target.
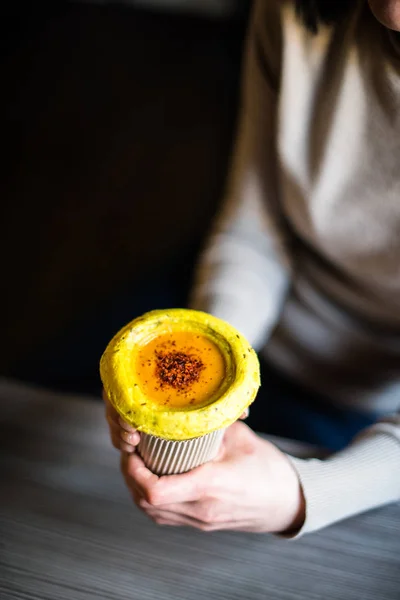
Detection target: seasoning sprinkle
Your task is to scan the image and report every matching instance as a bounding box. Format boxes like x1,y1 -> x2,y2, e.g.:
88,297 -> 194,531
155,350 -> 205,391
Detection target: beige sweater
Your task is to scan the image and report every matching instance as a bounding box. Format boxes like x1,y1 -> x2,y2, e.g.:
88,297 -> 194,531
191,0 -> 400,534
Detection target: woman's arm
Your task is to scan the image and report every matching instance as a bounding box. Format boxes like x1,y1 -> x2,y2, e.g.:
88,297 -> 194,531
192,0 -> 400,534
288,415 -> 400,535
190,0 -> 291,351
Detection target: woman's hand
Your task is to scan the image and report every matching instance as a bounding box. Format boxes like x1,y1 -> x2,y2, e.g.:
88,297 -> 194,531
119,420 -> 305,534
103,390 -> 304,534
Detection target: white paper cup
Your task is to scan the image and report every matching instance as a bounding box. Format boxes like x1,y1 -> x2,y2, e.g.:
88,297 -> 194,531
138,429 -> 225,475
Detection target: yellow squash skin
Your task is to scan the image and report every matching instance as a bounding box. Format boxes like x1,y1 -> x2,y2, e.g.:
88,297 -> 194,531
100,309 -> 260,440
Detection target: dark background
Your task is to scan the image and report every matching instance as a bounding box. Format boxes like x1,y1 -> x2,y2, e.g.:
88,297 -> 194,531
1,1 -> 250,393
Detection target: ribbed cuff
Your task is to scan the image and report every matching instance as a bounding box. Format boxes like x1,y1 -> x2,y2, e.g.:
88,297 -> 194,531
287,432 -> 400,537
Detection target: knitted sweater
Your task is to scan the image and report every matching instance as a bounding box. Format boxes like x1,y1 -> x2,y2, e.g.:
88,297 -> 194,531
191,0 -> 400,534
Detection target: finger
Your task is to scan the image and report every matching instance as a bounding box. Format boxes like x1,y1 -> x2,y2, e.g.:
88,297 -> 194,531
152,518 -> 186,527
140,503 -> 210,529
210,422 -> 255,471
105,404 -> 119,427
106,410 -> 139,442
120,454 -> 145,496
124,452 -> 160,500
107,417 -> 139,453
239,408 -> 249,420
216,420 -> 255,458
129,485 -> 143,507
139,498 -> 226,524
144,508 -> 256,532
124,476 -> 143,499
106,414 -> 121,435
110,431 -> 121,450
103,389 -> 137,433
120,429 -> 140,447
120,442 -> 135,453
147,510 -> 205,529
118,417 -> 137,433
111,432 -> 135,453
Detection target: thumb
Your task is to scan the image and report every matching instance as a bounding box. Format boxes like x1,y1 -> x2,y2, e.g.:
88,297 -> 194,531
149,463 -> 216,505
124,452 -> 160,497
125,452 -> 213,505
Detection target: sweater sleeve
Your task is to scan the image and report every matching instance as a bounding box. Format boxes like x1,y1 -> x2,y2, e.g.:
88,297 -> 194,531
287,415 -> 400,536
190,1 -> 291,351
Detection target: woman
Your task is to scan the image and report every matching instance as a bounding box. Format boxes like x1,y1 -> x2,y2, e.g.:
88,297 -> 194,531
106,0 -> 400,535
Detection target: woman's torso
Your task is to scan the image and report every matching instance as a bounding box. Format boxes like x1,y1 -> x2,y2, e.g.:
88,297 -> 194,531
265,2 -> 400,414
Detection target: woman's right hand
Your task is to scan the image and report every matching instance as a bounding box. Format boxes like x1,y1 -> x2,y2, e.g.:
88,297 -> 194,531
103,390 -> 141,453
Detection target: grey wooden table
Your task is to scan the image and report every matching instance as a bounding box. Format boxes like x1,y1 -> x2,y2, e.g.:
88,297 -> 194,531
1,380 -> 399,600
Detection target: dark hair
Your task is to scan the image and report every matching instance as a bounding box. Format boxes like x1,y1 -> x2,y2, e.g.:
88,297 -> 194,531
296,0 -> 355,33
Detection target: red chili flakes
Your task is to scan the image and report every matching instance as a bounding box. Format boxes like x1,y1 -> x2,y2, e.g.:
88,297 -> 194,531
155,350 -> 204,391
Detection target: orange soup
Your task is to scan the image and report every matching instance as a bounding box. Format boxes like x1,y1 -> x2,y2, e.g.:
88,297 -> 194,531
135,331 -> 226,408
